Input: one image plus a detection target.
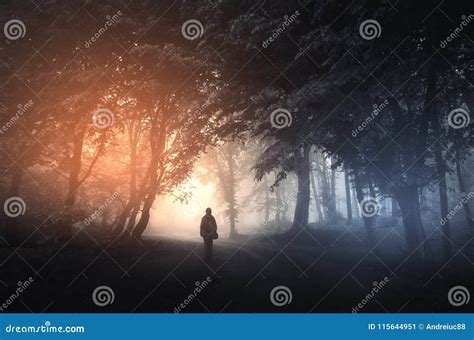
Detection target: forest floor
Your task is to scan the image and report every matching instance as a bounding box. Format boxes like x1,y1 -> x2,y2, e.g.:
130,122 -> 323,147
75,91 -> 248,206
0,217 -> 473,313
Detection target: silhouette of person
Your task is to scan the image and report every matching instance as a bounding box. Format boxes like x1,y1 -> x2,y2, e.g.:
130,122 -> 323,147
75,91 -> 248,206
200,207 -> 218,262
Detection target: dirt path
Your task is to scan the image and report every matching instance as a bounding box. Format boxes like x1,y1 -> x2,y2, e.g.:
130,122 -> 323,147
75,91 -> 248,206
0,229 -> 472,313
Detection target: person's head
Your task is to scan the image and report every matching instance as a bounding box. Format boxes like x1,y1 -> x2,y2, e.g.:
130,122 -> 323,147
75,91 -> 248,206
205,207 -> 212,215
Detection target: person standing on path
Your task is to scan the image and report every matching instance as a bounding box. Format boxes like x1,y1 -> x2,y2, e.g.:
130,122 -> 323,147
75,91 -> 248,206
200,207 -> 218,262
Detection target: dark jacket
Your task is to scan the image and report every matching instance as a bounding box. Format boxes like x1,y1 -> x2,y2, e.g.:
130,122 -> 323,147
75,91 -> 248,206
200,214 -> 217,238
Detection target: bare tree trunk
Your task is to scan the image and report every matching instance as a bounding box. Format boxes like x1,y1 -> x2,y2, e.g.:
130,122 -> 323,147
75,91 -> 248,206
368,178 -> 376,198
264,175 -> 270,224
310,168 -> 323,223
395,186 -> 424,259
126,206 -> 139,232
225,144 -> 238,239
112,125 -> 140,236
280,180 -> 289,223
344,169 -> 353,225
352,186 -> 360,219
423,61 -> 450,260
291,144 -> 310,231
275,184 -> 282,228
435,147 -> 451,261
131,158 -> 160,239
319,154 -> 330,222
112,201 -> 134,236
65,127 -> 86,207
65,127 -> 104,207
329,158 -> 337,220
456,159 -> 474,229
391,198 -> 400,218
132,197 -> 154,238
131,109 -> 168,239
130,162 -> 158,239
354,174 -> 376,247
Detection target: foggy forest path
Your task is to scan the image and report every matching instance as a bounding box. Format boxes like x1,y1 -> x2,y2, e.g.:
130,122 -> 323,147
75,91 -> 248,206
134,228 -> 472,313
0,221 -> 472,313
1,0 -> 473,320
